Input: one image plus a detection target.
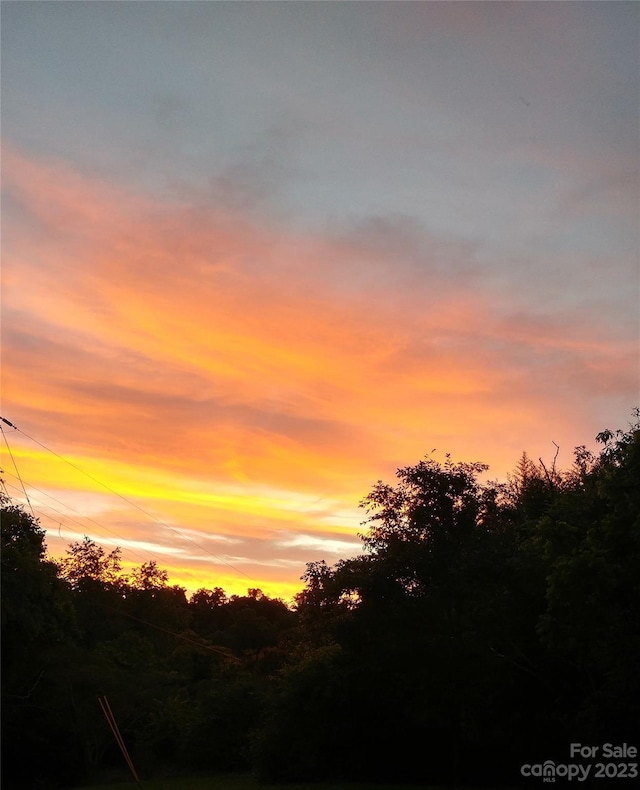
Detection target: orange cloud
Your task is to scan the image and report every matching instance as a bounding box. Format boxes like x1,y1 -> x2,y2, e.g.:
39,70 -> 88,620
2,146 -> 635,598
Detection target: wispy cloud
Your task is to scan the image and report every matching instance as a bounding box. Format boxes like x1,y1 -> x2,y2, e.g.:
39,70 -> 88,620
4,148 -> 634,568
2,1 -> 637,598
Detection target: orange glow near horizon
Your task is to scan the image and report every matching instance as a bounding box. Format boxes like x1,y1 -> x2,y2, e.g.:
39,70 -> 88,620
2,146 -> 636,600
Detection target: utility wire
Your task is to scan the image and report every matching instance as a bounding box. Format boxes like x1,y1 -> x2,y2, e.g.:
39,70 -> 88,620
103,605 -> 239,661
2,469 -> 172,569
0,416 -> 251,578
2,482 -> 240,660
1,424 -> 35,517
2,478 -> 159,570
2,481 -> 148,570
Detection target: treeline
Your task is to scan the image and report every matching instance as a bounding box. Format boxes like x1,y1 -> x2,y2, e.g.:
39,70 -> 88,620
2,417 -> 639,788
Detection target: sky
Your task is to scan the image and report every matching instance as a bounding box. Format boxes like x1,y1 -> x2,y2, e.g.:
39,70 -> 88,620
1,1 -> 638,601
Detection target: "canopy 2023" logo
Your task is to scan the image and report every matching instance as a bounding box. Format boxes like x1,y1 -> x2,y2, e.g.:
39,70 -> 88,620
520,743 -> 638,782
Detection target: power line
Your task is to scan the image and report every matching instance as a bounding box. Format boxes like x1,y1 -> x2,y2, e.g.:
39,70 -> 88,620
103,606 -> 239,661
2,481 -> 153,572
2,469 -> 174,567
3,480 -> 99,548
1,425 -> 35,518
2,477 -> 158,569
2,483 -> 240,660
0,416 -> 251,578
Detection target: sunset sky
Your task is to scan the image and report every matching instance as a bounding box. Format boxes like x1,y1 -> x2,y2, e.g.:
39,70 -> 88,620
2,1 -> 638,600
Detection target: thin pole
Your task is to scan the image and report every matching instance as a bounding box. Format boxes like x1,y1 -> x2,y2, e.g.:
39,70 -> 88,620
98,696 -> 140,783
104,696 -> 140,783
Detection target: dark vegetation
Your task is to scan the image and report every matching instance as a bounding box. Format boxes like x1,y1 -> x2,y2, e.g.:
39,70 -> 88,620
2,416 -> 639,788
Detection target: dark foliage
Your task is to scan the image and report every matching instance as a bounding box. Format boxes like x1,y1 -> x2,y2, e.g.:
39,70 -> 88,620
1,415 -> 638,788
258,417 -> 640,785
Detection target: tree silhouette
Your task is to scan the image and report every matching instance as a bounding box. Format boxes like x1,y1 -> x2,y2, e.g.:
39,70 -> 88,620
2,416 -> 638,788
